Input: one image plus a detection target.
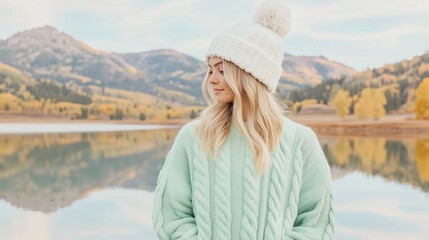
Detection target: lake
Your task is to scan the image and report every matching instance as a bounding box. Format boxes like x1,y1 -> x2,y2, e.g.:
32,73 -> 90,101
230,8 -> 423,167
0,124 -> 428,240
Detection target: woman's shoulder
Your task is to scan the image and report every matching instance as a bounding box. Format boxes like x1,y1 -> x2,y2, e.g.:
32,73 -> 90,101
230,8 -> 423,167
175,119 -> 200,142
282,115 -> 310,133
281,115 -> 318,145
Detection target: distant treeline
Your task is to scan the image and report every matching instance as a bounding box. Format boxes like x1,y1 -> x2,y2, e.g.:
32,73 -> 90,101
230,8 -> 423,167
27,80 -> 92,105
288,77 -> 412,114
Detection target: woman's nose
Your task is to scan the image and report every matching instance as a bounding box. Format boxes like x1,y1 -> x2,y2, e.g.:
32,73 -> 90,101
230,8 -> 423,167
208,74 -> 219,85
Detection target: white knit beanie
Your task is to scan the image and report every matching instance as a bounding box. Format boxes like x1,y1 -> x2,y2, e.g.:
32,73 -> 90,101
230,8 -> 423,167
206,0 -> 291,93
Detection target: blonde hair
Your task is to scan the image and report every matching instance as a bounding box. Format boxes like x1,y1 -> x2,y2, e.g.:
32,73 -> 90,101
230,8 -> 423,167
195,59 -> 287,175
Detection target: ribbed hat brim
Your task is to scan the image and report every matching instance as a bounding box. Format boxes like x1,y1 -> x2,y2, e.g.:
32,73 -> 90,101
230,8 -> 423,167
206,33 -> 282,93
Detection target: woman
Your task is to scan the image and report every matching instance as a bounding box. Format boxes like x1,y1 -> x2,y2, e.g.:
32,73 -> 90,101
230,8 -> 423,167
152,0 -> 335,239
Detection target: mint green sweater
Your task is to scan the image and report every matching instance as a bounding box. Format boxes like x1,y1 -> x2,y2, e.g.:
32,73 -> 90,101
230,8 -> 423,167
152,116 -> 335,240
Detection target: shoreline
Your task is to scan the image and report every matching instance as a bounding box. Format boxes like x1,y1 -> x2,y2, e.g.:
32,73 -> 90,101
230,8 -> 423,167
290,113 -> 429,137
0,113 -> 189,125
303,121 -> 429,138
0,113 -> 428,137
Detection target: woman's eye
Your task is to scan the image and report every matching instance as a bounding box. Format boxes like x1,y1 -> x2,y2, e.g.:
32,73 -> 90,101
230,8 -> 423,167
208,69 -> 222,75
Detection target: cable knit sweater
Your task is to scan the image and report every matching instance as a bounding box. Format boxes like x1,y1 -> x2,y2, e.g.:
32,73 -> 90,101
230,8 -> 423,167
152,116 -> 335,240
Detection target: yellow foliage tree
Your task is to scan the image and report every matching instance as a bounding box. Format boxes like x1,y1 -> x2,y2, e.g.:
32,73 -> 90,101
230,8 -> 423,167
291,99 -> 318,114
354,88 -> 387,120
97,103 -> 116,116
418,64 -> 429,77
333,90 -> 352,119
43,98 -> 56,115
292,102 -> 302,113
56,102 -> 82,118
167,108 -> 188,119
22,100 -> 43,112
301,99 -> 318,108
414,77 -> 429,119
373,88 -> 387,120
0,93 -> 22,111
18,84 -> 34,101
354,89 -> 372,119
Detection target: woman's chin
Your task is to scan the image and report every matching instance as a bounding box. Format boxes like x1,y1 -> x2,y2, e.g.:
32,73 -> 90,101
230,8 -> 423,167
216,99 -> 233,104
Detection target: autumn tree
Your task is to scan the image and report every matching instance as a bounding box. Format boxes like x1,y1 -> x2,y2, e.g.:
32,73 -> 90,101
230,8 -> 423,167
43,98 -> 56,115
414,77 -> 429,119
22,100 -> 42,112
373,88 -> 387,120
98,103 -> 116,118
354,89 -> 372,119
354,88 -> 387,120
333,90 -> 352,119
0,93 -> 21,111
292,99 -> 318,113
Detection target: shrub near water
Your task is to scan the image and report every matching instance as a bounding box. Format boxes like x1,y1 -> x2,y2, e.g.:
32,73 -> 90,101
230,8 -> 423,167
414,78 -> 429,119
354,88 -> 387,120
334,90 -> 352,119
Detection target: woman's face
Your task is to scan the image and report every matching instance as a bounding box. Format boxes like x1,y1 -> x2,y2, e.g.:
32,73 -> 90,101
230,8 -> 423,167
207,56 -> 235,103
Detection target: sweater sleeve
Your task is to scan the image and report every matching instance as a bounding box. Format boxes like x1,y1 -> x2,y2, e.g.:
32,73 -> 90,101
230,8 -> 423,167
152,124 -> 198,240
287,127 -> 335,240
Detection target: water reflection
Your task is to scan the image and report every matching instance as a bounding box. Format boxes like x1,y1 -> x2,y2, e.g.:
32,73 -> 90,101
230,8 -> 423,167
0,128 -> 178,213
321,136 -> 429,192
0,129 -> 428,240
1,130 -> 428,212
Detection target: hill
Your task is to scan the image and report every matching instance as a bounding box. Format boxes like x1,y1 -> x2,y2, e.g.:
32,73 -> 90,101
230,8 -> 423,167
278,53 -> 356,93
288,51 -> 429,115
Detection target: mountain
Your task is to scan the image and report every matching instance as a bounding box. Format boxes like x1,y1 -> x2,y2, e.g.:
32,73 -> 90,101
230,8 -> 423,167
0,26 -> 204,104
0,25 -> 149,91
277,53 -> 356,94
0,25 -> 357,106
282,54 -> 356,85
118,49 -> 206,101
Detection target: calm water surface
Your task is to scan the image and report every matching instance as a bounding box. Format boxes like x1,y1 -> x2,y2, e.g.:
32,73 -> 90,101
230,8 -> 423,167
0,125 -> 428,240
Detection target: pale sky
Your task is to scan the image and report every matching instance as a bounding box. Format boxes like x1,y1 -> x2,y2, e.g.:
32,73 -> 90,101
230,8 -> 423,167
0,0 -> 428,71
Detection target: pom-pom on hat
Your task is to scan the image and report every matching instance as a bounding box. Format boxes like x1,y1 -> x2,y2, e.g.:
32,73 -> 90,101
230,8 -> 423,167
206,0 -> 291,93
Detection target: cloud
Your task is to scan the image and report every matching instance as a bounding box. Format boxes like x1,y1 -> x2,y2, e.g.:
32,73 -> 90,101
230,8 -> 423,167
298,25 -> 429,47
0,0 -> 55,30
289,0 -> 429,25
0,0 -> 428,70
287,0 -> 429,49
